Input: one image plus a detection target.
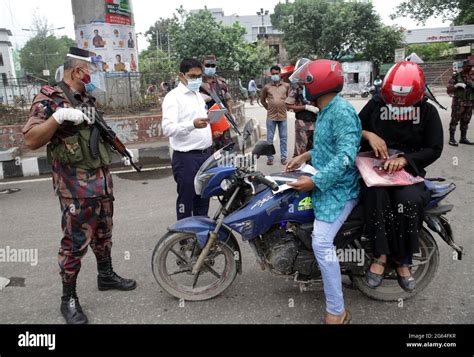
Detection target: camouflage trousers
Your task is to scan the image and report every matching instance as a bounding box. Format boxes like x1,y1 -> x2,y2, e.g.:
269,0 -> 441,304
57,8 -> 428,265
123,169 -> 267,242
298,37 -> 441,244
449,103 -> 472,132
58,196 -> 114,284
293,119 -> 314,157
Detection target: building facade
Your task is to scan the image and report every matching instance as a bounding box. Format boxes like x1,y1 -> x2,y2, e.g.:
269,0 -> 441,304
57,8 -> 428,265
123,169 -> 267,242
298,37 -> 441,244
0,28 -> 15,84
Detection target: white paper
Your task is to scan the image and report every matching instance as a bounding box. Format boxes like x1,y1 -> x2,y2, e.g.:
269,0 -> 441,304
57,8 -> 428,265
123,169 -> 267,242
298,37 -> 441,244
208,109 -> 228,123
297,164 -> 317,175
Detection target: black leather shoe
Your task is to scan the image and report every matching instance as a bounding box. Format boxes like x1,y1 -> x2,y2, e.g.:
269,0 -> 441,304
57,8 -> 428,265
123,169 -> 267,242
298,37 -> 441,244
60,283 -> 88,324
365,257 -> 386,289
97,256 -> 137,291
459,131 -> 474,145
449,129 -> 458,146
396,265 -> 416,292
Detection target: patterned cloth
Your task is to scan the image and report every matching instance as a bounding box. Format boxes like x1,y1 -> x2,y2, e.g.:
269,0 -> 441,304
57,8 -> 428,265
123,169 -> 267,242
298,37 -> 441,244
286,83 -> 315,157
22,84 -> 113,199
200,76 -> 234,151
447,71 -> 473,131
58,196 -> 114,283
309,95 -> 361,223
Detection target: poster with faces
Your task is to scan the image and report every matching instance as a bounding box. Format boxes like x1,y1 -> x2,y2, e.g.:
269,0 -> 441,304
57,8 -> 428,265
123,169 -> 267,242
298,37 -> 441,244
75,23 -> 138,73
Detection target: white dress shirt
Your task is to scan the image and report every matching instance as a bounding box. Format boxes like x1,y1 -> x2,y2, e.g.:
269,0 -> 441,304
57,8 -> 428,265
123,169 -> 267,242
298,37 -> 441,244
162,82 -> 212,152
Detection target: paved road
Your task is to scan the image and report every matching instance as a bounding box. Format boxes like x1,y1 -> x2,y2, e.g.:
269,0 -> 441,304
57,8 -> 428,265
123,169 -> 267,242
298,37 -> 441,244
0,95 -> 473,324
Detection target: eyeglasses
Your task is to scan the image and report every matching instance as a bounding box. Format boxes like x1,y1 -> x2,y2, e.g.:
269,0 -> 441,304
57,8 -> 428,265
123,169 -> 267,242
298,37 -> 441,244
204,64 -> 216,68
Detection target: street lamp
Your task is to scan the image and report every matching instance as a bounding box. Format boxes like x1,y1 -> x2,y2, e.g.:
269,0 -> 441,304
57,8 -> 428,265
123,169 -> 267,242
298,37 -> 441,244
256,8 -> 269,26
256,8 -> 269,40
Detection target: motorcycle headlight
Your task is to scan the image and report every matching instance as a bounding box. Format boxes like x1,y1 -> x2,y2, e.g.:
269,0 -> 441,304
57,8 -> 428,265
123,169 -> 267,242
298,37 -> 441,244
220,179 -> 232,192
194,173 -> 215,195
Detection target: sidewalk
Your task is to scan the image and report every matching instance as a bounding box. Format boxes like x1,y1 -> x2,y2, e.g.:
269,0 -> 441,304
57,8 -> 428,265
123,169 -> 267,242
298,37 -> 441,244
0,119 -> 262,180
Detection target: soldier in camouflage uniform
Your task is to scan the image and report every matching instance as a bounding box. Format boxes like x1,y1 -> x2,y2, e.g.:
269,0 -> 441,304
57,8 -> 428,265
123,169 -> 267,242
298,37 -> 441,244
285,82 -> 319,157
22,47 -> 136,325
447,59 -> 474,146
199,55 -> 234,151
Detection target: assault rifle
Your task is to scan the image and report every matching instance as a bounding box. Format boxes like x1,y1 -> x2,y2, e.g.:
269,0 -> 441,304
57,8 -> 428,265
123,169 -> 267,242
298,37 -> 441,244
57,81 -> 142,172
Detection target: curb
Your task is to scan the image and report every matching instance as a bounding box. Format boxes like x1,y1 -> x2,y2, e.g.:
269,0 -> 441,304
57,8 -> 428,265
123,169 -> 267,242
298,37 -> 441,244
0,120 -> 261,180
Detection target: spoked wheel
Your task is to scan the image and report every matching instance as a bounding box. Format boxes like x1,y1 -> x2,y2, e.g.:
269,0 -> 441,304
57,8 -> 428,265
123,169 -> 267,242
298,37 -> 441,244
351,228 -> 439,301
152,232 -> 238,301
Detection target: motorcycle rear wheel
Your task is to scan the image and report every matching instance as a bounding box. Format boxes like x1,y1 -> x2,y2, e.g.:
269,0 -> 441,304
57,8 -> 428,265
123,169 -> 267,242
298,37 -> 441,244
351,228 -> 439,302
152,232 -> 238,301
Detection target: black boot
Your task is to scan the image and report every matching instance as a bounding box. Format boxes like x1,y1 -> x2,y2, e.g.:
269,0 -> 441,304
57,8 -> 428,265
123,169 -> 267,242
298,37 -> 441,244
97,256 -> 137,291
60,282 -> 88,324
449,129 -> 458,146
459,129 -> 474,145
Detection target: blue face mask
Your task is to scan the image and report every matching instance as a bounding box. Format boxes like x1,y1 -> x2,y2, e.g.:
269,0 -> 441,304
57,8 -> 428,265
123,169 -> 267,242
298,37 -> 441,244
84,73 -> 102,93
204,67 -> 216,76
186,78 -> 202,92
302,86 -> 309,103
271,75 -> 280,82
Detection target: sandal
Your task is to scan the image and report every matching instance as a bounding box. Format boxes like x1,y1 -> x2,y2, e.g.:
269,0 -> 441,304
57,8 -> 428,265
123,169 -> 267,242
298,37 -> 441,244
325,309 -> 352,324
365,257 -> 386,289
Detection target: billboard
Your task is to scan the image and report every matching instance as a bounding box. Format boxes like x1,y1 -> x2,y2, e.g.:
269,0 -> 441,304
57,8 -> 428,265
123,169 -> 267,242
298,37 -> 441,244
105,0 -> 133,25
75,22 -> 138,73
404,25 -> 474,44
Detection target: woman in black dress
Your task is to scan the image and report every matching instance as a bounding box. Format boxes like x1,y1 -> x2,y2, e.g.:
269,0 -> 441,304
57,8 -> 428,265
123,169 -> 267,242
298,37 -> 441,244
358,61 -> 443,292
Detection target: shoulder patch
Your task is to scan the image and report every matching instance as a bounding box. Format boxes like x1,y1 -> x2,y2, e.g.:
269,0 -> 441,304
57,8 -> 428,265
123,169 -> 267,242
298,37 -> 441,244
40,85 -> 60,97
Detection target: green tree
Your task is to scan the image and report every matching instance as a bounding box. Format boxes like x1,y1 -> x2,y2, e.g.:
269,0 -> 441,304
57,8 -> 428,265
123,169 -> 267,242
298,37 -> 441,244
391,0 -> 474,25
164,8 -> 275,79
20,35 -> 75,78
271,0 -> 403,63
406,43 -> 456,61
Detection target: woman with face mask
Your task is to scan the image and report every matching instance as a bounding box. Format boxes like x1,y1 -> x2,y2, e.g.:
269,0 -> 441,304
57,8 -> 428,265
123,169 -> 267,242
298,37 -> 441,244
358,61 -> 443,292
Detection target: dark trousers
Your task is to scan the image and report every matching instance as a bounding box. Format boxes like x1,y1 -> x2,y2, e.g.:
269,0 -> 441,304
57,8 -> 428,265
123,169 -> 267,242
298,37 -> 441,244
361,182 -> 431,265
171,149 -> 211,220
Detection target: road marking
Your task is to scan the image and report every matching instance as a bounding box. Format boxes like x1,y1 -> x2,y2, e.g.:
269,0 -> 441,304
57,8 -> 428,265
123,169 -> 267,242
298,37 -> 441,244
0,166 -> 172,186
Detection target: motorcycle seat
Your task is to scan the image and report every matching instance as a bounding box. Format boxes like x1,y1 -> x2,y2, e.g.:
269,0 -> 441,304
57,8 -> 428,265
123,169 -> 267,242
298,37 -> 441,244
424,180 -> 456,199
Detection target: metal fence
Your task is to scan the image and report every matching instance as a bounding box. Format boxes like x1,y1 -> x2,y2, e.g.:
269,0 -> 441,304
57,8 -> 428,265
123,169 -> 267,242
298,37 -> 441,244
0,70 -> 246,125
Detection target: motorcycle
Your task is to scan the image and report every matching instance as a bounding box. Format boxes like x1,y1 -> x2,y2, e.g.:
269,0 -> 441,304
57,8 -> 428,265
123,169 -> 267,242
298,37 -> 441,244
152,141 -> 463,302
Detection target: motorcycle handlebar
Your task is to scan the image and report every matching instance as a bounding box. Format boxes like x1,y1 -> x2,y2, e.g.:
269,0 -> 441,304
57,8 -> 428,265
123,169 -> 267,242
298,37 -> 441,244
253,174 -> 279,191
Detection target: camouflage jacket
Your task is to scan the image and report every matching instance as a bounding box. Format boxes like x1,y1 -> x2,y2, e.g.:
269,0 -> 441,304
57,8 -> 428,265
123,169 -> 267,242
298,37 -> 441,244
22,84 -> 113,199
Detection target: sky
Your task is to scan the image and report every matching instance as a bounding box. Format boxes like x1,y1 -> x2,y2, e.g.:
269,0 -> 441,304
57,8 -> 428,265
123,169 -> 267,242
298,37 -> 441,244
1,0 -> 449,51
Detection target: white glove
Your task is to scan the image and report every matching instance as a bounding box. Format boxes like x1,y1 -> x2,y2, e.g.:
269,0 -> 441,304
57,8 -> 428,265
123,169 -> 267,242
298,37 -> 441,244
121,148 -> 134,166
53,108 -> 92,126
305,105 -> 319,114
454,83 -> 467,89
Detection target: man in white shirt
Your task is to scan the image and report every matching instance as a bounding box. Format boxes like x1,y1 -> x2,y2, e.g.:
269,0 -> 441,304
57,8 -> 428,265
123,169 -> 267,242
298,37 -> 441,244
162,58 -> 214,220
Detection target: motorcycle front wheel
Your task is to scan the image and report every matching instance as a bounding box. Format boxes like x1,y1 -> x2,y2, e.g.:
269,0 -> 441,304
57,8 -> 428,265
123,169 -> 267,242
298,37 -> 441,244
351,228 -> 439,302
152,232 -> 238,301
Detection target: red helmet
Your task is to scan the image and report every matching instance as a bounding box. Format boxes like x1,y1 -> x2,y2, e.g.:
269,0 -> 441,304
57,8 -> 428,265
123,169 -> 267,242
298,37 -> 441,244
381,61 -> 426,107
289,59 -> 344,101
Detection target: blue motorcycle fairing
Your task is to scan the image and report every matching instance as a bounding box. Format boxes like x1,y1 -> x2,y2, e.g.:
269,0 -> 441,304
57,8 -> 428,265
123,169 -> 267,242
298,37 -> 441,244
223,187 -> 312,240
168,216 -> 233,248
201,166 -> 236,198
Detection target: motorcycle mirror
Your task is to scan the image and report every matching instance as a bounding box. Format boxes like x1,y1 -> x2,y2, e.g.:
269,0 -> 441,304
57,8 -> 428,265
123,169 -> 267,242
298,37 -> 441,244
252,140 -> 276,157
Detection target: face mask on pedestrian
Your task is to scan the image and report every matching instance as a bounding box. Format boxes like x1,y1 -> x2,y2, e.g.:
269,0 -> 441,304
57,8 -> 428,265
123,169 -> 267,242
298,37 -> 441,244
204,67 -> 216,76
185,77 -> 203,92
271,74 -> 281,82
